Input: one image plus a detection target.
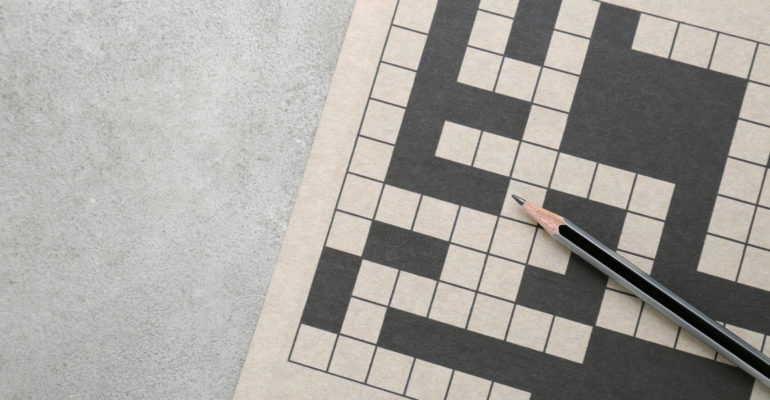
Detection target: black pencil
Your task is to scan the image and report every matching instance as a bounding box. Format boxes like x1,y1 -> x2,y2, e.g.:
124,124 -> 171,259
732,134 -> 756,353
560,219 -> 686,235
512,195 -> 770,387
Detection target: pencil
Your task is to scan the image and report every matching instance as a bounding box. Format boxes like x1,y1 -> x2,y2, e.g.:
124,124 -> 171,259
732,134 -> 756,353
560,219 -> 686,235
512,195 -> 770,387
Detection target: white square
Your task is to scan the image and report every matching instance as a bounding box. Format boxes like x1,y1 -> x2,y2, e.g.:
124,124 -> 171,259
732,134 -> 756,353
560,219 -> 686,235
738,246 -> 770,292
670,24 -> 717,68
353,260 -> 398,306
473,132 -> 519,176
375,185 -> 421,229
406,359 -> 452,400
729,120 -> 770,165
446,371 -> 491,400
697,234 -> 744,281
761,171 -> 770,208
533,68 -> 579,112
390,272 -> 436,317
617,213 -> 664,258
372,63 -> 416,107
596,289 -> 643,335
708,196 -> 755,241
512,142 -> 558,186
338,174 -> 383,218
393,0 -> 438,34
751,379 -> 770,400
328,336 -> 375,382
429,282 -> 475,328
749,207 -> 770,249
502,179 -> 548,223
452,207 -> 498,251
555,0 -> 600,38
631,14 -> 678,58
383,26 -> 428,70
468,294 -> 515,340
349,137 -> 394,181
468,10 -> 513,54
435,121 -> 481,166
458,47 -> 503,91
341,298 -> 387,343
750,44 -> 770,85
709,33 -> 756,78
741,82 -> 770,126
489,383 -> 531,400
589,164 -> 635,209
495,57 -> 541,101
441,245 -> 486,290
290,324 -> 338,369
367,348 -> 413,393
480,0 -> 519,18
719,158 -> 765,203
479,256 -> 525,302
545,317 -> 592,363
413,195 -> 459,240
550,153 -> 596,198
490,217 -> 537,262
675,328 -> 716,359
506,305 -> 553,351
635,304 -> 679,348
360,100 -> 405,144
726,324 -> 765,350
544,31 -> 590,75
628,174 -> 675,219
617,250 -> 654,274
528,228 -> 572,274
522,105 -> 568,149
327,211 -> 372,256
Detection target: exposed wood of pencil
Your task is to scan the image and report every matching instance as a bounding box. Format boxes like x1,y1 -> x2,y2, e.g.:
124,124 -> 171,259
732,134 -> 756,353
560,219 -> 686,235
518,199 -> 565,236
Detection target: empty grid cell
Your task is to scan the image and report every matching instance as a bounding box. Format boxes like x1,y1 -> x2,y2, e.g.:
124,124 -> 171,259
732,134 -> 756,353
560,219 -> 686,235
327,211 -> 372,256
502,180 -> 548,223
383,26 -> 428,70
468,10 -> 513,54
545,317 -> 592,363
360,100 -> 405,144
406,359 -> 453,400
435,121 -> 481,166
375,185 -> 421,229
413,195 -> 459,240
441,245 -> 486,290
446,371 -> 492,400
749,207 -> 770,249
550,153 -> 596,198
353,260 -> 398,306
372,63 -> 416,107
589,164 -> 635,209
338,174 -> 383,218
631,14 -> 678,58
670,24 -> 717,68
290,324 -> 338,370
479,256 -> 525,302
696,234 -> 744,281
349,137 -> 394,181
528,228 -> 571,274
390,271 -> 436,317
628,174 -> 675,220
738,246 -> 770,292
729,120 -> 770,165
506,305 -> 553,351
533,68 -> 579,112
708,196 -> 755,241
428,282 -> 475,328
750,380 -> 770,399
750,44 -> 770,85
489,382 -> 531,400
467,294 -> 515,340
328,336 -> 375,382
512,142 -> 558,186
473,132 -> 519,176
675,328 -> 716,359
495,57 -> 541,101
490,218 -> 537,262
596,289 -> 643,336
341,298 -> 387,343
544,31 -> 590,75
479,0 -> 519,18
741,83 -> 770,127
554,0 -> 599,38
635,305 -> 679,348
709,34 -> 756,78
366,348 -> 413,394
617,213 -> 665,258
452,207 -> 498,251
393,0 -> 438,34
458,47 -> 503,91
522,105 -> 568,149
719,158 -> 765,203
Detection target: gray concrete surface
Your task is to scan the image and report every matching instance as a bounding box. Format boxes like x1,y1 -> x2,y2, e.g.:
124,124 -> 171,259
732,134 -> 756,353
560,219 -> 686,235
0,1 -> 355,398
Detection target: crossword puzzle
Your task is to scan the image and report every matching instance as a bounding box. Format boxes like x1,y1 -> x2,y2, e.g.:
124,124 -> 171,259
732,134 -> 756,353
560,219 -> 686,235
284,0 -> 770,398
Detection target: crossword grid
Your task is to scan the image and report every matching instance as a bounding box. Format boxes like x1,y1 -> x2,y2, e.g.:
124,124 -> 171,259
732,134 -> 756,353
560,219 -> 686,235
288,0 -> 770,398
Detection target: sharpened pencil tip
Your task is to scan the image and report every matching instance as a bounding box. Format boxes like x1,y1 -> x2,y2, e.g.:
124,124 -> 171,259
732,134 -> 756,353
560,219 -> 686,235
512,194 -> 526,206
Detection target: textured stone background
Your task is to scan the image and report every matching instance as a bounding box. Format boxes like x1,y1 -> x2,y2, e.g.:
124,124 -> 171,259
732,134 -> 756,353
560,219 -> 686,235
0,1 -> 354,398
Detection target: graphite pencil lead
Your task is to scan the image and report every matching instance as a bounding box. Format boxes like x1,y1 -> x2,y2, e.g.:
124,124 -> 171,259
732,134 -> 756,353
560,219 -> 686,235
511,194 -> 526,205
